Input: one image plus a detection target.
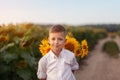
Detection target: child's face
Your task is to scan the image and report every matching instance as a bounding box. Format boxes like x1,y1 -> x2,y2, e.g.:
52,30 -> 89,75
49,32 -> 66,52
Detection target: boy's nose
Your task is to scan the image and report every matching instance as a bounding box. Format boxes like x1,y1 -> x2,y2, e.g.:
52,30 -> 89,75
55,39 -> 58,44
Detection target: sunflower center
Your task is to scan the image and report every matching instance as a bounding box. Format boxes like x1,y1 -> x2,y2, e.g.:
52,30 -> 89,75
64,42 -> 75,52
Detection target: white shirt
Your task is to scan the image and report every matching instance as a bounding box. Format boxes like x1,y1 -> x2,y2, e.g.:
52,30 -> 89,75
37,48 -> 79,80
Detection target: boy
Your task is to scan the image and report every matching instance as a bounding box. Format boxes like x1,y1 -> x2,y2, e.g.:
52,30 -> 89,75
37,25 -> 79,80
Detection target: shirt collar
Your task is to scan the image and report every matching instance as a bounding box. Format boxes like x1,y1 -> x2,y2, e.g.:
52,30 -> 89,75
50,48 -> 64,59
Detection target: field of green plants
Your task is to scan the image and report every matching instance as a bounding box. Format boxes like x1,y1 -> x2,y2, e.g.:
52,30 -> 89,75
0,23 -> 116,80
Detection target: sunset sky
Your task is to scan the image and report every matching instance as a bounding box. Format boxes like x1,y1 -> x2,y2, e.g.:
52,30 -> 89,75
0,0 -> 120,25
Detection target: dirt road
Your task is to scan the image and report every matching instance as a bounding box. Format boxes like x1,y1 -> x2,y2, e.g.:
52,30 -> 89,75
75,36 -> 120,80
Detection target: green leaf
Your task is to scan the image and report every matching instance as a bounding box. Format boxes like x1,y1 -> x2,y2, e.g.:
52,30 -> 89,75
0,63 -> 11,74
17,68 -> 31,80
20,52 -> 36,68
3,53 -> 18,63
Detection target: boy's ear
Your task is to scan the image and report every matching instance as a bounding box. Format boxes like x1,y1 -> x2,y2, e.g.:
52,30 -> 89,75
63,39 -> 67,46
65,39 -> 67,43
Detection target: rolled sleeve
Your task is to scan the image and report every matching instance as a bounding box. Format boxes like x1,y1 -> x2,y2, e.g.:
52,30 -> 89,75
37,58 -> 47,79
37,71 -> 47,79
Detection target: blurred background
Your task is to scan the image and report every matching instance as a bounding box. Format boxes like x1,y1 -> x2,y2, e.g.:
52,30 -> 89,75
0,0 -> 120,80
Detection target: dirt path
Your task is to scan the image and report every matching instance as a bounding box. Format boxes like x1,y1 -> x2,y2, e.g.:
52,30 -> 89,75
75,36 -> 120,80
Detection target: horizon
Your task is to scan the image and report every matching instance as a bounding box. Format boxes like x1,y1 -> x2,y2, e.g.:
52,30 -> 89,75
0,0 -> 120,25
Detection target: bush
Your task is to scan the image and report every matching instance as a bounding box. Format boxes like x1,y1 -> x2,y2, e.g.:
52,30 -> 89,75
95,31 -> 107,40
102,41 -> 120,58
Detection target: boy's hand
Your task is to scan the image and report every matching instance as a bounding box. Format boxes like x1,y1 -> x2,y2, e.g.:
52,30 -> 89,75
72,70 -> 75,73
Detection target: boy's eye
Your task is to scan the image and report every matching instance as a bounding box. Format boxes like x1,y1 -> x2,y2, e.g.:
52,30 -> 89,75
52,38 -> 55,40
58,38 -> 63,40
51,38 -> 63,41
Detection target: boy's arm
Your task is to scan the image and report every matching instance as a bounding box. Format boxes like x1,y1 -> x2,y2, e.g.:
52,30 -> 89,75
37,58 -> 47,79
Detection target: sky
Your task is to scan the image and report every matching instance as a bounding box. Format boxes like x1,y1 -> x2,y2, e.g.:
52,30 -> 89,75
0,0 -> 120,25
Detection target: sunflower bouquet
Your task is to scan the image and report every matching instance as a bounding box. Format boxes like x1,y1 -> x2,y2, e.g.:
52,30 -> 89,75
39,32 -> 88,58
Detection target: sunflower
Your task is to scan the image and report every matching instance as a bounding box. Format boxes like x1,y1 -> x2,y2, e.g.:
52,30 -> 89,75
39,32 -> 88,58
80,40 -> 89,58
64,32 -> 80,57
39,39 -> 50,56
0,35 -> 9,42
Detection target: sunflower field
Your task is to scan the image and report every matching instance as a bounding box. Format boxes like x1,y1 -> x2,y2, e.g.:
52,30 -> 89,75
0,23 -> 107,80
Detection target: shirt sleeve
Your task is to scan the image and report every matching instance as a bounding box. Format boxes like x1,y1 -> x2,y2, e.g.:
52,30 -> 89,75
37,57 -> 47,79
71,55 -> 79,70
